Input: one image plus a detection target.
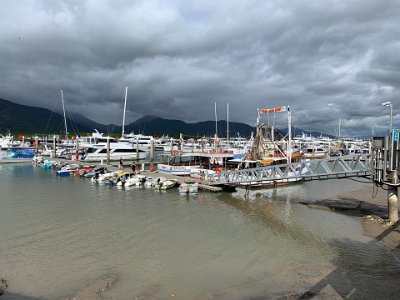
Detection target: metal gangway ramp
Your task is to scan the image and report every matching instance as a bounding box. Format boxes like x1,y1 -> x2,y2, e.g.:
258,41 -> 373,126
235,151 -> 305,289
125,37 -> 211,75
205,155 -> 372,186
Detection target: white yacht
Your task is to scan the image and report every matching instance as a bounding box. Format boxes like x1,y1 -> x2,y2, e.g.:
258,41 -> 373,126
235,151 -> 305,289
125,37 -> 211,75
80,131 -> 148,161
83,144 -> 147,161
118,133 -> 154,151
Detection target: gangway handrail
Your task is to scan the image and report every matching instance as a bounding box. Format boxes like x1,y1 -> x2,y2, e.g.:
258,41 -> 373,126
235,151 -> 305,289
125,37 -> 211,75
204,154 -> 372,186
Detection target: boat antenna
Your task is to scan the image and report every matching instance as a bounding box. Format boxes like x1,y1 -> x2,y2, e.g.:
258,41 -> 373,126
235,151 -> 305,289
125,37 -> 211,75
60,89 -> 68,140
122,86 -> 128,138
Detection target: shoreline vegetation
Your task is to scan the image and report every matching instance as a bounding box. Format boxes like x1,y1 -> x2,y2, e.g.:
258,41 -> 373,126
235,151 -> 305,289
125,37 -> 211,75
1,185 -> 399,299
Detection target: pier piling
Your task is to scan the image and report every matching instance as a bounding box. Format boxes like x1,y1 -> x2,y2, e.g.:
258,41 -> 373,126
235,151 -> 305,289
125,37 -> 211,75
387,170 -> 399,223
388,187 -> 398,223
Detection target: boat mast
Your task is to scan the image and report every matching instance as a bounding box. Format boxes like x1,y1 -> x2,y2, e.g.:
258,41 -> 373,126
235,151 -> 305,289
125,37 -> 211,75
122,86 -> 128,138
60,90 -> 68,140
214,102 -> 218,140
226,103 -> 230,142
215,102 -> 218,137
287,106 -> 292,164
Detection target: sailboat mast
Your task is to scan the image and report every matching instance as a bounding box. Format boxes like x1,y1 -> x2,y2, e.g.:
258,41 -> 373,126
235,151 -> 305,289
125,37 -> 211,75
287,106 -> 292,164
122,86 -> 128,137
215,102 -> 218,138
226,103 -> 230,142
60,90 -> 68,140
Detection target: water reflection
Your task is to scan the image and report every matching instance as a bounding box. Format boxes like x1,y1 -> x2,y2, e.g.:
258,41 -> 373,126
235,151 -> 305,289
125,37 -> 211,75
0,164 -> 398,300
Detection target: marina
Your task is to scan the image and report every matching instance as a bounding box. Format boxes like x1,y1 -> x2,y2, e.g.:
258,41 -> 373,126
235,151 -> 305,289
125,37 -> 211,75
2,2 -> 400,299
0,127 -> 399,299
0,88 -> 399,300
1,163 -> 400,299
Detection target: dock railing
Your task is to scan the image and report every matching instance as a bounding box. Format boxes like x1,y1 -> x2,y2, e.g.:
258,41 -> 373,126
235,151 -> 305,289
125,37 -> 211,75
205,154 -> 372,186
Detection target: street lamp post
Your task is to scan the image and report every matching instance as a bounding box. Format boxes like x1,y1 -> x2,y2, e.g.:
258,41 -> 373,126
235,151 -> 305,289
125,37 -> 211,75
381,101 -> 393,134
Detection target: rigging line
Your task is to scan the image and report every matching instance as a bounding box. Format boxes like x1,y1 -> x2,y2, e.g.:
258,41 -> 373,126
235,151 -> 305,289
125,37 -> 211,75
42,98 -> 60,134
67,108 -> 81,135
43,96 -> 57,134
42,110 -> 54,134
66,110 -> 80,136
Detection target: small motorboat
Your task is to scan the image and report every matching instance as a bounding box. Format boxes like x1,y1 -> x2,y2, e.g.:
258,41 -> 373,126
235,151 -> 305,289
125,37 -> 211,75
56,169 -> 71,176
144,177 -> 155,188
56,164 -> 79,176
93,171 -> 121,182
81,167 -> 107,178
71,167 -> 93,175
160,179 -> 178,190
179,181 -> 199,195
119,175 -> 146,187
153,177 -> 167,189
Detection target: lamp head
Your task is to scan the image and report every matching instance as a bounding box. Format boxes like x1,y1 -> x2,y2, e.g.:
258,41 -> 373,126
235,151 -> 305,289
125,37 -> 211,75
382,101 -> 391,106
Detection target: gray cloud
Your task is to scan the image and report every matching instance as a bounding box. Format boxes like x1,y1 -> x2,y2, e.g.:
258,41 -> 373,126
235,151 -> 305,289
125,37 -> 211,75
0,0 -> 399,136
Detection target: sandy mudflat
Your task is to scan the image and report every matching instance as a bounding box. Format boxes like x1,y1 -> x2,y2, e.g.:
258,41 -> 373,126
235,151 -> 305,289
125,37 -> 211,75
301,183 -> 400,254
61,274 -> 118,300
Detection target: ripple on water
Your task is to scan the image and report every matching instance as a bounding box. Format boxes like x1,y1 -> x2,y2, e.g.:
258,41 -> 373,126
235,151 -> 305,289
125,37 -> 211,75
1,165 -> 400,299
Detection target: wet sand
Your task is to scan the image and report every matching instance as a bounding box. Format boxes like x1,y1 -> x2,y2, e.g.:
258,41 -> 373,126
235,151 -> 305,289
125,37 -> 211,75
61,274 -> 118,300
300,183 -> 400,255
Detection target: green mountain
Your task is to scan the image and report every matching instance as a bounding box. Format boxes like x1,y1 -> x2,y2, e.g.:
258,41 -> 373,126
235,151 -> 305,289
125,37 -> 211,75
125,116 -> 255,137
4,98 -> 326,138
0,98 -> 95,134
0,98 -> 257,137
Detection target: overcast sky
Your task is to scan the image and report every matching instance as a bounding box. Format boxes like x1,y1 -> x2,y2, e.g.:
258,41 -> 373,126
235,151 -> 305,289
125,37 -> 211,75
1,0 -> 399,136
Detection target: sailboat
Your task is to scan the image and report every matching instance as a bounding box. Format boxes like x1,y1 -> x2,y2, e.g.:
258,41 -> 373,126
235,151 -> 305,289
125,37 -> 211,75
80,87 -> 148,161
118,86 -> 153,151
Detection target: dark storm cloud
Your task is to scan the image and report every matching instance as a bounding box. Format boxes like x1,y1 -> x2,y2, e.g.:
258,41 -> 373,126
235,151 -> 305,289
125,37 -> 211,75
0,0 -> 399,136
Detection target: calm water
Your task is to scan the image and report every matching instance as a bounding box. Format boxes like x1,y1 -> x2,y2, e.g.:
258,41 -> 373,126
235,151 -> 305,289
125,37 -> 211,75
0,164 -> 399,299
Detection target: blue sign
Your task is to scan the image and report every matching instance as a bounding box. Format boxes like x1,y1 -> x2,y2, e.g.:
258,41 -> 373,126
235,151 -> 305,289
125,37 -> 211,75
393,129 -> 399,142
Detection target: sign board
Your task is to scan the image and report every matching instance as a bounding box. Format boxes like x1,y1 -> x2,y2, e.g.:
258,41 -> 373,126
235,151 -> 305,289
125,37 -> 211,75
393,129 -> 399,142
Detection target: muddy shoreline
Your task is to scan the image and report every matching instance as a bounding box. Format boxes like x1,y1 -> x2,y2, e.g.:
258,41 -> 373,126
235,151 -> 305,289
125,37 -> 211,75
299,184 -> 400,255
